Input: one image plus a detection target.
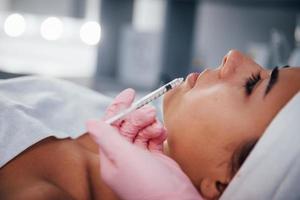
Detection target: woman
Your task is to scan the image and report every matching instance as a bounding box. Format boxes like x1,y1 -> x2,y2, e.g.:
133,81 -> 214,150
162,49 -> 300,198
0,50 -> 299,199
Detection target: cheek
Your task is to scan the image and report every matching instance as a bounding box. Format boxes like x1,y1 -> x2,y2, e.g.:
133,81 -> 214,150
165,85 -> 227,136
165,95 -> 217,165
167,124 -> 204,182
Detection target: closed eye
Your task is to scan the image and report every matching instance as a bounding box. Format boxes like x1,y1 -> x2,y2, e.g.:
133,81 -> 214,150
244,73 -> 261,96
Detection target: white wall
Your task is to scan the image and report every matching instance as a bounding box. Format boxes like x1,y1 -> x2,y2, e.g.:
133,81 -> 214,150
133,0 -> 166,32
0,0 -> 9,11
10,0 -> 73,17
193,2 -> 298,68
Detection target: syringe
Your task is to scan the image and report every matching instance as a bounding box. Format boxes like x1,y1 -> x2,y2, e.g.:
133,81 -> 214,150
105,78 -> 184,124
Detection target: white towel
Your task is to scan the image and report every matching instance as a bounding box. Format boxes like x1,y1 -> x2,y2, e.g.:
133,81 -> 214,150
0,76 -> 111,168
221,92 -> 300,200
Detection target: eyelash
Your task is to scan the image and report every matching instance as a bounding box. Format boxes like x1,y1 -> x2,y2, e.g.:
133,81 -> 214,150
244,73 -> 261,95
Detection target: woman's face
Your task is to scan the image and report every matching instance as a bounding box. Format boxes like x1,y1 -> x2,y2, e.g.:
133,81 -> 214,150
163,50 -> 300,199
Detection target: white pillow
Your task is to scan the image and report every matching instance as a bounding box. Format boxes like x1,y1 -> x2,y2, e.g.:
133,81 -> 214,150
221,92 -> 300,200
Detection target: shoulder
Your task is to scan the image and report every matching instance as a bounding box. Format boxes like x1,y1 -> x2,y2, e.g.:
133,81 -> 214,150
2,181 -> 75,200
0,137 -> 91,199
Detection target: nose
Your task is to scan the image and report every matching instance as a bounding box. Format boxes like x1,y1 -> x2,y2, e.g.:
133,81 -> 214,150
220,50 -> 243,78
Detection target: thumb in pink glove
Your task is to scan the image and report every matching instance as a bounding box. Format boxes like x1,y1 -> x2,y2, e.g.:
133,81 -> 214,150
87,119 -> 203,200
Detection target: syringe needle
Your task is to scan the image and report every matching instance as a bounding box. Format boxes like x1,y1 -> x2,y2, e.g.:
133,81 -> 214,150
105,78 -> 184,124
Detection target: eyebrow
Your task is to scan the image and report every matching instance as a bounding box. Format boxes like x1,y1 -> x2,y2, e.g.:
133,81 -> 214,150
264,67 -> 279,96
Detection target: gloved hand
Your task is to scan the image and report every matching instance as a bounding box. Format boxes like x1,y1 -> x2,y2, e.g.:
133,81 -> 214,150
102,88 -> 166,151
87,119 -> 203,200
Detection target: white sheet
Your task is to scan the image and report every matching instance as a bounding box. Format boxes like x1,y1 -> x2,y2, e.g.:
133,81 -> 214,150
221,92 -> 300,200
0,76 -> 111,168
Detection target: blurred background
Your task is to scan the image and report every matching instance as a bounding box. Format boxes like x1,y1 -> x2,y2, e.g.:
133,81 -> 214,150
0,0 -> 299,96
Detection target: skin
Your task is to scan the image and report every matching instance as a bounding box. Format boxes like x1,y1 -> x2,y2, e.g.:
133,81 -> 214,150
0,134 -> 120,200
163,50 -> 300,199
0,50 -> 299,199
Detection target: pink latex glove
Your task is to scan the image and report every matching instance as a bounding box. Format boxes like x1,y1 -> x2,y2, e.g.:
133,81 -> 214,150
102,88 -> 166,150
87,119 -> 203,200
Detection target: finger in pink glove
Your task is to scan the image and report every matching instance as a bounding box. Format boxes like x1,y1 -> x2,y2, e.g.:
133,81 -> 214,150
119,105 -> 156,142
103,88 -> 166,150
134,118 -> 167,151
103,88 -> 136,125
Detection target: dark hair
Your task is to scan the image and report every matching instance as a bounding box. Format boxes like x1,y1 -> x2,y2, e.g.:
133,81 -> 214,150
230,138 -> 258,176
214,139 -> 258,197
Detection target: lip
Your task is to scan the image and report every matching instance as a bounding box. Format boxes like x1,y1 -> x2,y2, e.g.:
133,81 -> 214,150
186,72 -> 200,88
